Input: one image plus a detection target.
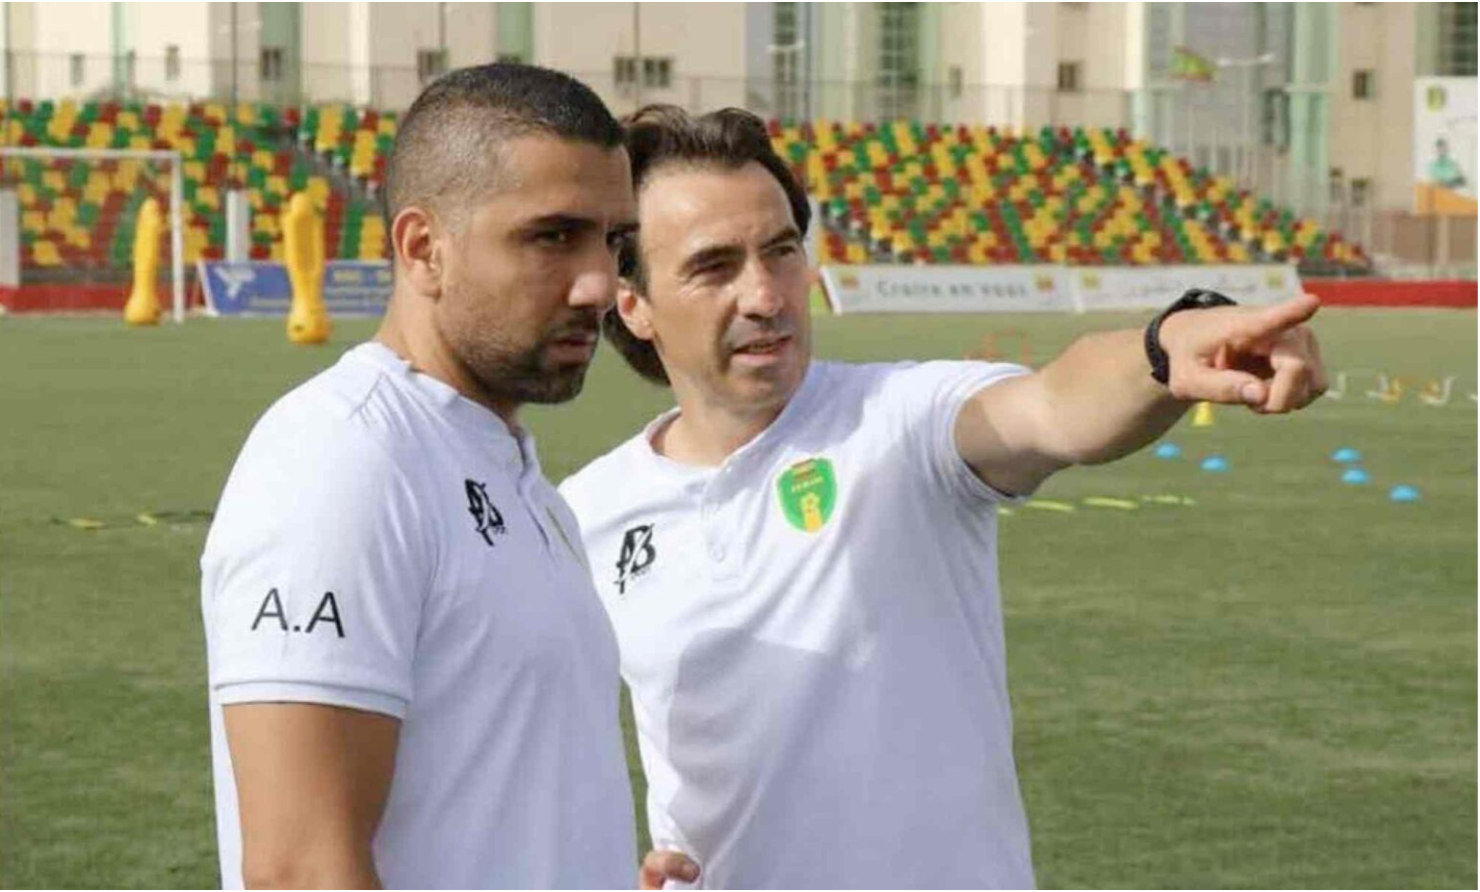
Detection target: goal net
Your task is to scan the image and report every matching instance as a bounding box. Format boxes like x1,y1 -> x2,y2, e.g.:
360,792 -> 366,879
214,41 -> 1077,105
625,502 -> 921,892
0,147 -> 186,321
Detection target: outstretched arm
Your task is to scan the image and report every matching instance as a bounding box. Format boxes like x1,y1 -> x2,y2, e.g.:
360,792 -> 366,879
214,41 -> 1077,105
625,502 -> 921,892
955,294 -> 1327,496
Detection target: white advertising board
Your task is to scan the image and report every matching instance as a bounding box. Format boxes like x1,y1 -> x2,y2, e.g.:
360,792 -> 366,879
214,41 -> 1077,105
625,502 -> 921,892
819,264 -> 1300,314
818,265 -> 1075,314
1413,77 -> 1477,210
1070,264 -> 1301,311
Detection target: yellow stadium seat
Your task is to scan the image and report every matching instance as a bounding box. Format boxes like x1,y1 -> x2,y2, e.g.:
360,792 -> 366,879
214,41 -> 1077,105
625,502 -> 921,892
306,177 -> 331,208
32,240 -> 61,267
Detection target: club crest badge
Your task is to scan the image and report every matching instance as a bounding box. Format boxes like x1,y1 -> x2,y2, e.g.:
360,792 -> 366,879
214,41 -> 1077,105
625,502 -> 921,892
777,457 -> 837,533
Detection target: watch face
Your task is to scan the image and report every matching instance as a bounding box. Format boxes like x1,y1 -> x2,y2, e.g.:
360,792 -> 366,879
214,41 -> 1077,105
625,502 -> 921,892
1186,289 -> 1235,309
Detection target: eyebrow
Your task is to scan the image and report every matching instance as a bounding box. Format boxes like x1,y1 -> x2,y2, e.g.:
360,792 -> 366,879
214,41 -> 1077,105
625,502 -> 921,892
518,213 -> 636,234
678,225 -> 802,277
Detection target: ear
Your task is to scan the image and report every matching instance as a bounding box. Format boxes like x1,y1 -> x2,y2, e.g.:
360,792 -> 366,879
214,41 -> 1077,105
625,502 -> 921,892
616,280 -> 655,342
391,205 -> 444,299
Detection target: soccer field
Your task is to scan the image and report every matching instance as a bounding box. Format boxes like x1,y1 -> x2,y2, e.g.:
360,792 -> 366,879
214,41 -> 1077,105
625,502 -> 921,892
1,308 -> 1474,888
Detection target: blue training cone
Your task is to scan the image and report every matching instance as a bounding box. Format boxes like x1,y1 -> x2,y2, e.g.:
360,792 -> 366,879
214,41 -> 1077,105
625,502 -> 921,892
1200,456 -> 1230,473
1332,447 -> 1362,464
1154,442 -> 1182,460
1342,467 -> 1370,485
1389,485 -> 1421,503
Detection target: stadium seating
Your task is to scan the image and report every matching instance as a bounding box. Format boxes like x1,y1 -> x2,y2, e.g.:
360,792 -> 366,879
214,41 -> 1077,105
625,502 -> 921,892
3,97 -> 1367,277
770,119 -> 1370,271
1,99 -> 388,275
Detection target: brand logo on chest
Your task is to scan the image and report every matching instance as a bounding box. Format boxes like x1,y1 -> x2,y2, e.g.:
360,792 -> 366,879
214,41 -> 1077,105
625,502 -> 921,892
615,523 -> 657,595
465,479 -> 507,546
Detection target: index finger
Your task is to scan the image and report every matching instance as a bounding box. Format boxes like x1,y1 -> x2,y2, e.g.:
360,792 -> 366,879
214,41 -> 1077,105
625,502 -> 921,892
1235,294 -> 1321,341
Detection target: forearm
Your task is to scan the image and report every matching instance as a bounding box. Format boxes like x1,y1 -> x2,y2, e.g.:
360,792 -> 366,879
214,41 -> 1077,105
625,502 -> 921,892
1034,328 -> 1187,465
243,850 -> 381,890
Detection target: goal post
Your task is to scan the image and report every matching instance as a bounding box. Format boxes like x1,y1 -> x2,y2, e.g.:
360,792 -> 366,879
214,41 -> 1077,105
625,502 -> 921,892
0,146 -> 186,322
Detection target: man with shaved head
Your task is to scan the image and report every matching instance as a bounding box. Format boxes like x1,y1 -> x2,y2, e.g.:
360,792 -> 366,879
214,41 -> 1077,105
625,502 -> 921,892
200,64 -> 655,888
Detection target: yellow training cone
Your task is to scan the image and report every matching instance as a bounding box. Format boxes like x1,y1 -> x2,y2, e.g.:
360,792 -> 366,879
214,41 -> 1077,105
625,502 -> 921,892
123,197 -> 164,326
1191,401 -> 1215,427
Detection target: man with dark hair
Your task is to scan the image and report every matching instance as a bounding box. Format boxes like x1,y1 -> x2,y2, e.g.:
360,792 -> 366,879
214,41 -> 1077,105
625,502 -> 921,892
560,105 -> 1327,888
202,64 -> 648,889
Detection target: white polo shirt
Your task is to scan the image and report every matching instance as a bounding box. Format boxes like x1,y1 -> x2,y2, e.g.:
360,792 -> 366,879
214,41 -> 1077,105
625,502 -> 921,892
201,341 -> 635,890
560,359 -> 1036,890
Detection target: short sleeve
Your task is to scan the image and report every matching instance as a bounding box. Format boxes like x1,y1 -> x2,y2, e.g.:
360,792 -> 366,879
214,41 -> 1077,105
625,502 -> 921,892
201,405 -> 433,718
882,360 -> 1032,504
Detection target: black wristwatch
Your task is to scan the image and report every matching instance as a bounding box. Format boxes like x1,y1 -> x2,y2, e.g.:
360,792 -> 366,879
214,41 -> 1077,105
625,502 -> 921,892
1144,288 -> 1239,385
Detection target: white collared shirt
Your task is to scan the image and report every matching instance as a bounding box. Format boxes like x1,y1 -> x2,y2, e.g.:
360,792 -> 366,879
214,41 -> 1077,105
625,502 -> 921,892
202,342 -> 635,889
561,359 -> 1036,890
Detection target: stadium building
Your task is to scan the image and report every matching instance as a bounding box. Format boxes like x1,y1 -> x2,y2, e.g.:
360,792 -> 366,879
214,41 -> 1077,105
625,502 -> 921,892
0,2 -> 1474,312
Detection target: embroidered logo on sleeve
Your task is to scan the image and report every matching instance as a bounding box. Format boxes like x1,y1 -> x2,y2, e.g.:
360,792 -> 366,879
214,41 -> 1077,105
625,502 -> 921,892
465,479 -> 507,546
777,457 -> 838,533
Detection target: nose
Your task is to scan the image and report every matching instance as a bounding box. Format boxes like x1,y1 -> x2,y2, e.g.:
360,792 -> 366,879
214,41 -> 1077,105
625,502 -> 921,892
736,260 -> 784,319
568,250 -> 619,314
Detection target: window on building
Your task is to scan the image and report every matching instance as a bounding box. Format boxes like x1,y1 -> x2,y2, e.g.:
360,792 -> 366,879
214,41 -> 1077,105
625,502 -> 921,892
165,45 -> 180,82
877,2 -> 920,119
1351,178 -> 1372,208
775,2 -> 799,49
1439,2 -> 1478,75
614,56 -> 637,88
260,47 -> 284,83
69,53 -> 84,87
1261,87 -> 1290,150
417,48 -> 448,84
1057,61 -> 1082,93
949,65 -> 963,99
642,57 -> 672,89
1352,69 -> 1374,99
774,2 -> 803,120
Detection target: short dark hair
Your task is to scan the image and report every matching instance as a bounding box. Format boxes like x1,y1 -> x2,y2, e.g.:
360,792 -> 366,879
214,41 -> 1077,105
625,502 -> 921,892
386,63 -> 623,231
605,105 -> 811,385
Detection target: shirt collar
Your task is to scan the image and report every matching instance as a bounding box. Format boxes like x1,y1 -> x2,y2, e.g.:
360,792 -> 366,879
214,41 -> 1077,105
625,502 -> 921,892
634,359 -> 827,485
349,341 -> 531,470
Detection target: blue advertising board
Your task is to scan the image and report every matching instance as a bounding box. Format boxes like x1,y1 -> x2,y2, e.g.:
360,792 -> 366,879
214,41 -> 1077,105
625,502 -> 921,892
199,260 -> 392,316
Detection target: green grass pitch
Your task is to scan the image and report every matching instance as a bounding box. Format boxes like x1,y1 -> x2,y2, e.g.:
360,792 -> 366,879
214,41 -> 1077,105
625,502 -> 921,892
1,308 -> 1474,888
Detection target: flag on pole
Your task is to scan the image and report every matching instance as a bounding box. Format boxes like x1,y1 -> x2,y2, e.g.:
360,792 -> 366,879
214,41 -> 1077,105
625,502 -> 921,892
1170,46 -> 1216,82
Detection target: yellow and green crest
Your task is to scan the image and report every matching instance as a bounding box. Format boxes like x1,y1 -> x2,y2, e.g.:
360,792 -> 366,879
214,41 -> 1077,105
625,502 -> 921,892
777,457 -> 837,533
